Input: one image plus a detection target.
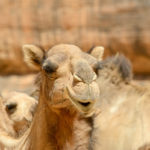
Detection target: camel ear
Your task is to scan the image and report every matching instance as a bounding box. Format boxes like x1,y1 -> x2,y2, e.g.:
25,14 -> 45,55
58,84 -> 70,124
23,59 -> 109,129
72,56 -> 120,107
22,44 -> 45,69
90,46 -> 104,61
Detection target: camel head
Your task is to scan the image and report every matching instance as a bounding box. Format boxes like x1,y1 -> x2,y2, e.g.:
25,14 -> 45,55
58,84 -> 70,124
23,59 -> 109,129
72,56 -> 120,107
96,54 -> 133,84
2,91 -> 37,135
2,91 -> 37,122
23,44 -> 104,116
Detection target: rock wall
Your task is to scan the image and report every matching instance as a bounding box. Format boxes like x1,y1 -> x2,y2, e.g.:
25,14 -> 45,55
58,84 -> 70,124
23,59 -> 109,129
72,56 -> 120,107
0,0 -> 150,75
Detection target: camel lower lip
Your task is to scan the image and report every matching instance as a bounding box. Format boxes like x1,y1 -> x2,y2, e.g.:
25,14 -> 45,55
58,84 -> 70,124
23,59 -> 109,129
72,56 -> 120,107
66,85 -> 95,113
73,99 -> 94,113
68,93 -> 93,110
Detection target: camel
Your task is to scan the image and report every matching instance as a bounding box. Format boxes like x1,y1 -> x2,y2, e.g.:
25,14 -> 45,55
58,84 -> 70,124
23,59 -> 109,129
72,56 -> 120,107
2,45 -> 149,150
0,91 -> 37,150
0,96 -> 15,150
2,91 -> 37,136
68,53 -> 150,150
0,44 -> 104,150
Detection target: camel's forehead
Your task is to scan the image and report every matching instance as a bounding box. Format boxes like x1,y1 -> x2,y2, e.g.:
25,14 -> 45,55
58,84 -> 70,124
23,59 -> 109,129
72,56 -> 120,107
47,44 -> 82,57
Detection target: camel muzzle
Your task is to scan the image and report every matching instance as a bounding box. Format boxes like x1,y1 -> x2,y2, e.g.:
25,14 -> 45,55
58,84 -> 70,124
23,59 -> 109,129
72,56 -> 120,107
66,82 -> 99,114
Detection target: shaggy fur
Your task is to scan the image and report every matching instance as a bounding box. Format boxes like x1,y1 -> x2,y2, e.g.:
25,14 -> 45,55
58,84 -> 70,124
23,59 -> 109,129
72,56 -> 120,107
97,54 -> 133,82
89,54 -> 150,150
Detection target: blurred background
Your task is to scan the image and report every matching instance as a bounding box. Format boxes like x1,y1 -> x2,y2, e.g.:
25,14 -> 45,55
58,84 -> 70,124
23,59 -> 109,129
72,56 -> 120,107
0,0 -> 150,93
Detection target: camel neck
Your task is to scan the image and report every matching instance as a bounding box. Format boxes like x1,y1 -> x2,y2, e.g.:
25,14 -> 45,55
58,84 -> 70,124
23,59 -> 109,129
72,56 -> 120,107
29,100 -> 92,150
29,101 -> 76,150
29,73 -> 92,150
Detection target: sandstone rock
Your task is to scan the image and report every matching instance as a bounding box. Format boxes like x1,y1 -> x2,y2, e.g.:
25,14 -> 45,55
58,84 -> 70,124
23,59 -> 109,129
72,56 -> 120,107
0,0 -> 150,75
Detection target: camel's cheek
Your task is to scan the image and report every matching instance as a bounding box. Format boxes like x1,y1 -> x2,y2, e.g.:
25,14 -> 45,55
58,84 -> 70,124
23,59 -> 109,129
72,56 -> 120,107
48,77 -> 73,106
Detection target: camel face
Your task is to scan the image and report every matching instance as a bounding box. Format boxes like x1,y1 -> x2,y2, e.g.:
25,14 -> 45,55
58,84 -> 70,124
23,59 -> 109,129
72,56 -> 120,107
2,92 -> 37,122
1,91 -> 37,136
23,44 -> 102,115
66,58 -> 99,115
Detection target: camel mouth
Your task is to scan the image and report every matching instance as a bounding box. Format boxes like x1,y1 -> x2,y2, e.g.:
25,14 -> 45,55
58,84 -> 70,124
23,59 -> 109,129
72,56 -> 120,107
78,101 -> 91,107
69,96 -> 94,113
66,86 -> 95,113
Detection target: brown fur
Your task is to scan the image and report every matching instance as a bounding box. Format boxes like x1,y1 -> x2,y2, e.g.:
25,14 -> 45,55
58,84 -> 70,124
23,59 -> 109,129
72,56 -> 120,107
29,72 -> 78,150
138,144 -> 150,150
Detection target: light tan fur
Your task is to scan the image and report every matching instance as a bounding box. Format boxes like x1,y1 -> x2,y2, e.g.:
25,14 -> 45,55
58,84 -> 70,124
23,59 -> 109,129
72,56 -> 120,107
0,91 -> 37,150
22,44 -> 45,70
88,55 -> 150,150
67,53 -> 150,150
0,96 -> 16,150
90,46 -> 104,61
2,91 -> 37,136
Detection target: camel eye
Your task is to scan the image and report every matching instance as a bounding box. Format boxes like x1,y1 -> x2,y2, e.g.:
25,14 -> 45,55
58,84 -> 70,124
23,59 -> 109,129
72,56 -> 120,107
42,61 -> 58,74
6,103 -> 17,115
43,64 -> 56,73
